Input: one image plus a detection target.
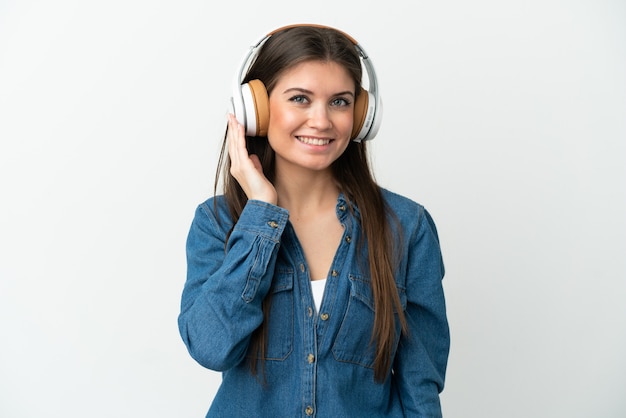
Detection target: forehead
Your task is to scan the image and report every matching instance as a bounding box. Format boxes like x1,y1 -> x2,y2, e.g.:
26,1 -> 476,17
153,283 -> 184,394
274,60 -> 355,92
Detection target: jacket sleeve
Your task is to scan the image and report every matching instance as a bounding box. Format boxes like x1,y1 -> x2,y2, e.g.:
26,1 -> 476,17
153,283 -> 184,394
178,199 -> 289,371
393,206 -> 450,418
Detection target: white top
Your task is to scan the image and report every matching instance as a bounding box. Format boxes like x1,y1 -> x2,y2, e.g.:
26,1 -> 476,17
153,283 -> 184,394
310,278 -> 327,313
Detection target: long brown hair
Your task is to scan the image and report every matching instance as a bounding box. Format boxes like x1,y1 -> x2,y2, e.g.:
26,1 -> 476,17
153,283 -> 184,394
215,25 -> 406,382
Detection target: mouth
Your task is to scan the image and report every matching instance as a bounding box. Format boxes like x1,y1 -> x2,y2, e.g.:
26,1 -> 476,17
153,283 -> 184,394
296,136 -> 333,146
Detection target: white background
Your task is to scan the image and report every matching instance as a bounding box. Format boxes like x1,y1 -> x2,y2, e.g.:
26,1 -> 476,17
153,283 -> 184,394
1,0 -> 625,417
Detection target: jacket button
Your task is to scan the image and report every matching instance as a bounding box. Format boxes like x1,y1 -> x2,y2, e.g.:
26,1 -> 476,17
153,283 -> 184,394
267,220 -> 279,228
305,406 -> 314,415
331,270 -> 338,277
320,313 -> 329,321
345,235 -> 351,243
307,353 -> 315,364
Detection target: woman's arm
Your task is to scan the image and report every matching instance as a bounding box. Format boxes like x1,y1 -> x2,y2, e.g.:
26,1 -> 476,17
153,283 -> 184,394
178,198 -> 289,371
393,207 -> 450,417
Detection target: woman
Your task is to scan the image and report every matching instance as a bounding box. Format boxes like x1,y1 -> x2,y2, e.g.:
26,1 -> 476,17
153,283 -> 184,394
178,24 -> 449,417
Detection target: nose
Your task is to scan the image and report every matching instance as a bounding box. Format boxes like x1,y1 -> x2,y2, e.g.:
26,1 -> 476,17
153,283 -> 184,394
307,103 -> 332,130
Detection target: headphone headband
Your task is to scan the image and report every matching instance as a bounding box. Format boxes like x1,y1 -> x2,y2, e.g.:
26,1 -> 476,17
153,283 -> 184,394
230,24 -> 382,142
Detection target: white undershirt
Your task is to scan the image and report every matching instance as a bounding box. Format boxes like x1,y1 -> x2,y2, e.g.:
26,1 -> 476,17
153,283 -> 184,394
310,279 -> 327,313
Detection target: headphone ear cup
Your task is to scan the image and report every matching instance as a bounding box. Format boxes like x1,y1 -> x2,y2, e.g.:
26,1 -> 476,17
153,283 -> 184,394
351,88 -> 369,140
241,79 -> 269,137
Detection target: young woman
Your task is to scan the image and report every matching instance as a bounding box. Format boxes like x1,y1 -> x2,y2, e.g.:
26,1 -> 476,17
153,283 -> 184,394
178,24 -> 450,417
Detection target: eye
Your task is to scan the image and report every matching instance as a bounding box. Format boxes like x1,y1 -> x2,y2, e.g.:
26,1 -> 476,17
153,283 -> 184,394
331,97 -> 351,107
289,94 -> 310,104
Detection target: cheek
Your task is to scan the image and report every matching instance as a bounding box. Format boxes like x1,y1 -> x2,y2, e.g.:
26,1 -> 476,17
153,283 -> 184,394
341,112 -> 355,132
335,111 -> 355,140
267,100 -> 291,135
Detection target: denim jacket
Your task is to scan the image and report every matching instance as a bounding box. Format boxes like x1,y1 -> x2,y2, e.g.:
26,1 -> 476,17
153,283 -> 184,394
178,189 -> 449,417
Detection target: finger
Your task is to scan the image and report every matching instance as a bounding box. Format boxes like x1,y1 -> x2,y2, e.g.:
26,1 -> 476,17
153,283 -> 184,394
227,114 -> 254,180
227,114 -> 246,165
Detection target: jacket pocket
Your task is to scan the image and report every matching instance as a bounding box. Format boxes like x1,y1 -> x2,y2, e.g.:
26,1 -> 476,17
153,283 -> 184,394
331,274 -> 406,369
264,268 -> 294,360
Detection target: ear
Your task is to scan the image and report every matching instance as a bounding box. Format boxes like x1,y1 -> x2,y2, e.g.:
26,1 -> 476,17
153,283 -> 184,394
351,87 -> 369,140
239,79 -> 270,137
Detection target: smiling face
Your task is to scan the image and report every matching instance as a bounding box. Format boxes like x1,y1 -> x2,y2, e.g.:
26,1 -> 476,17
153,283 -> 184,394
266,60 -> 355,175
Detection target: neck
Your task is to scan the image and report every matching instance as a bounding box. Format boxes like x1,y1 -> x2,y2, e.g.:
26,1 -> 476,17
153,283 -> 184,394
274,168 -> 339,217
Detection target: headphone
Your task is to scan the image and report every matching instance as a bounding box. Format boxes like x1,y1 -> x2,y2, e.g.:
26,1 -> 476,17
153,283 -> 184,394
230,24 -> 382,142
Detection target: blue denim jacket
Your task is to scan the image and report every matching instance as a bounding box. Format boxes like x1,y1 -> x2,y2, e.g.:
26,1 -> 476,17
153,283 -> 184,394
178,189 -> 449,417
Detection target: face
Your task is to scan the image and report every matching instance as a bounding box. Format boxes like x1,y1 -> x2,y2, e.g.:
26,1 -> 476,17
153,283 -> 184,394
266,60 -> 355,174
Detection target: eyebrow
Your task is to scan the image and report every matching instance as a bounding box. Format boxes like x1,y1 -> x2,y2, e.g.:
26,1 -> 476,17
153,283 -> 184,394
282,87 -> 355,97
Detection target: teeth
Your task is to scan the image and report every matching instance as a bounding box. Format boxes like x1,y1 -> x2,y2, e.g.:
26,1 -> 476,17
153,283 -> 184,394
298,136 -> 331,145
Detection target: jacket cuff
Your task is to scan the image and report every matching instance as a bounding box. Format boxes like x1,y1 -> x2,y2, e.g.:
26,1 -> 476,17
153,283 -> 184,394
233,200 -> 289,242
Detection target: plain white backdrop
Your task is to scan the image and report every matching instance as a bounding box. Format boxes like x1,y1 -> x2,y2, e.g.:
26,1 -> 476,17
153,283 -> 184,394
1,0 -> 625,417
